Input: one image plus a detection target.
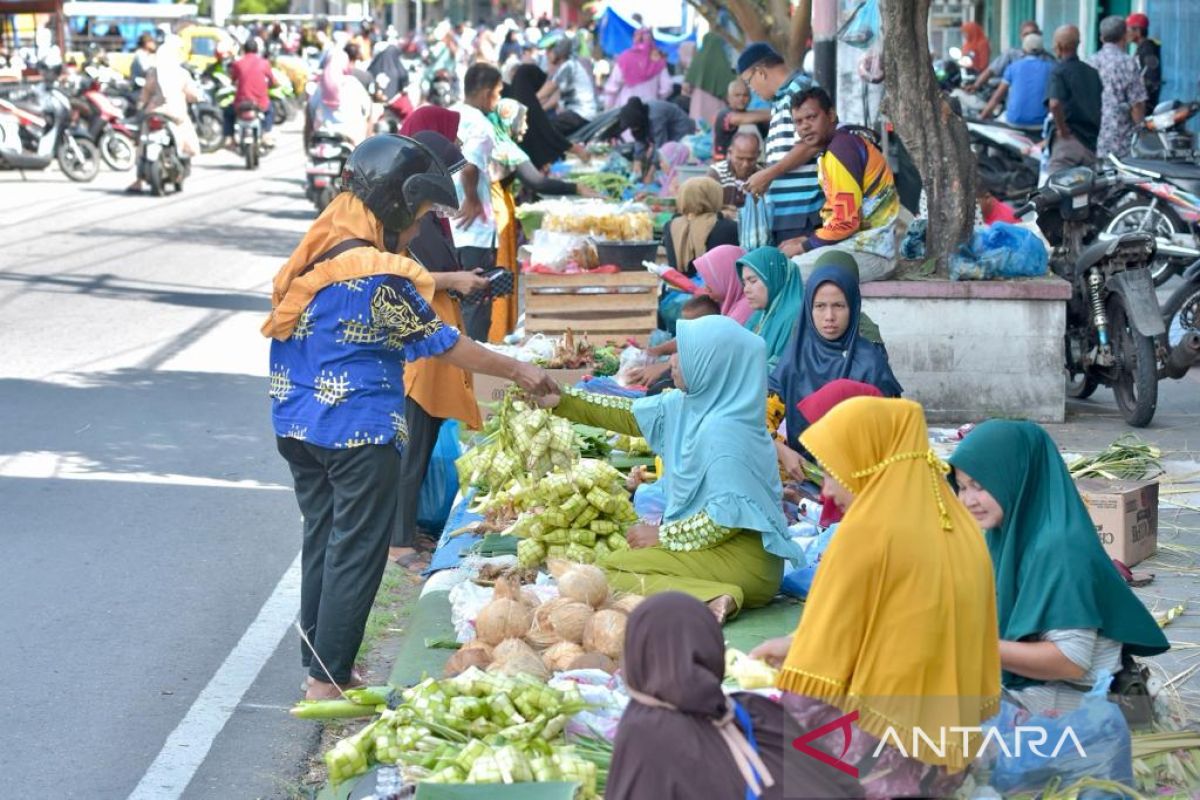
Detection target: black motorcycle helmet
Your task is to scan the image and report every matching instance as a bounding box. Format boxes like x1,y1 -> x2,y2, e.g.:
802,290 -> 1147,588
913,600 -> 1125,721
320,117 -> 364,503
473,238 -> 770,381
343,134 -> 459,232
933,58 -> 961,91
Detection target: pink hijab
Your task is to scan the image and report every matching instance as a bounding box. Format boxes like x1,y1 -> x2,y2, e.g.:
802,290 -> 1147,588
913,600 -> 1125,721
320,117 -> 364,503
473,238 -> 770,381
320,49 -> 351,110
693,244 -> 751,324
658,141 -> 690,193
617,28 -> 667,86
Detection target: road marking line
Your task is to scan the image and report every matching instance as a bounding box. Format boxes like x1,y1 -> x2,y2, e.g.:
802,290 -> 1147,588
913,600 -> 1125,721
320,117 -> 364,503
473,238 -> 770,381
127,550 -> 302,800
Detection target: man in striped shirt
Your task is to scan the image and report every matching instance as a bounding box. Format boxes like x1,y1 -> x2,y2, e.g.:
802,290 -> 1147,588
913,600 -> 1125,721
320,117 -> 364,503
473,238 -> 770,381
736,43 -> 824,245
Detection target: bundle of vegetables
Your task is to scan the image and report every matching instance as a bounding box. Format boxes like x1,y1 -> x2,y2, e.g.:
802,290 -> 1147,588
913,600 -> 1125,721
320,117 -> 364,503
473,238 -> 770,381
573,425 -> 612,460
572,171 -> 632,199
1132,731 -> 1200,795
1067,434 -> 1163,480
456,391 -> 578,493
470,459 -> 637,568
591,345 -> 620,377
320,668 -> 598,794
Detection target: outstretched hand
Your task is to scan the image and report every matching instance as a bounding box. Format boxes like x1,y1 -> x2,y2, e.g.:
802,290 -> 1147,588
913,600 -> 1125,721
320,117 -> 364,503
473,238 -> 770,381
512,362 -> 557,397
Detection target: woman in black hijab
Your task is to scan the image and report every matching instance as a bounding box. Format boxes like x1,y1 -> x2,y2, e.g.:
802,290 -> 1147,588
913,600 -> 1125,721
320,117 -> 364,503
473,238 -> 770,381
607,592 -> 864,800
503,63 -> 580,169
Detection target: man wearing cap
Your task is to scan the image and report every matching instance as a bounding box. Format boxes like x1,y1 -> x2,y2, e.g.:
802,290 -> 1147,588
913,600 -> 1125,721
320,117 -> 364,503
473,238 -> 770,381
1126,13 -> 1161,110
980,32 -> 1056,127
1046,24 -> 1102,172
1087,16 -> 1146,159
737,42 -> 823,246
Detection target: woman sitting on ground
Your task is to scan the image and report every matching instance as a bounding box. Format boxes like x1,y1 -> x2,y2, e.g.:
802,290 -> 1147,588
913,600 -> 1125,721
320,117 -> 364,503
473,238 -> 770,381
948,420 -> 1169,715
606,592 -> 863,800
768,250 -> 901,482
751,396 -> 1001,797
735,247 -> 805,370
663,178 -> 740,276
543,315 -> 802,623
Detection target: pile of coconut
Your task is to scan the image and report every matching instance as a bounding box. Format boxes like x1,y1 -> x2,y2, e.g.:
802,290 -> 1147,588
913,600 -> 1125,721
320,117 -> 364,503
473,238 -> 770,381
445,560 -> 644,681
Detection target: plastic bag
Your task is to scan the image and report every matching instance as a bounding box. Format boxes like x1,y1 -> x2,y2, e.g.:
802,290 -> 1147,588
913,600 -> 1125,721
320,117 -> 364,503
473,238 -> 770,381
616,346 -> 653,387
416,420 -> 461,532
781,524 -> 837,598
739,194 -> 774,251
984,678 -> 1134,795
950,222 -> 1049,281
841,0 -> 881,49
633,482 -> 666,525
900,218 -> 927,260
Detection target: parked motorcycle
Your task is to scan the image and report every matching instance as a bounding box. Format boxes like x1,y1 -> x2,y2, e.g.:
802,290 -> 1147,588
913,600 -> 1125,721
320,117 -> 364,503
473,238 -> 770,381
1017,167 -> 1199,427
78,74 -> 138,170
0,82 -> 99,182
1103,152 -> 1200,285
1131,99 -> 1199,161
1162,258 -> 1200,367
235,102 -> 268,170
305,131 -> 351,212
137,111 -> 189,195
966,118 -> 1040,202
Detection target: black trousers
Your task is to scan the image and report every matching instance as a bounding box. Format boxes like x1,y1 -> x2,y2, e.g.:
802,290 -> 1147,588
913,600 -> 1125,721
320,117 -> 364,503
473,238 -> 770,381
391,397 -> 445,548
277,437 -> 400,684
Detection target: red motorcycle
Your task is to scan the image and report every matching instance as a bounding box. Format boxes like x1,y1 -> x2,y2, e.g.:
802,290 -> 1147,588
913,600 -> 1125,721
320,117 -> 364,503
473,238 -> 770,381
77,75 -> 138,171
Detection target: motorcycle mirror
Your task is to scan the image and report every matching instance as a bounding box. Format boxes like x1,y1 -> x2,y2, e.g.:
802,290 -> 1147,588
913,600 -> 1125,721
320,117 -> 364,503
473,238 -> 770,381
958,56 -> 974,68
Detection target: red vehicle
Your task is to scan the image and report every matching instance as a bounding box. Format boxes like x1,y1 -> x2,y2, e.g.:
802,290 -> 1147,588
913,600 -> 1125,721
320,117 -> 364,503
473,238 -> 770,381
77,74 -> 139,171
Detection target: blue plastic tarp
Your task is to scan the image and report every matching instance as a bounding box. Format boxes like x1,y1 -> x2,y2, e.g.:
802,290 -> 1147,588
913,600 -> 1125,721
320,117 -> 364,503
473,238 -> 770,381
597,6 -> 696,65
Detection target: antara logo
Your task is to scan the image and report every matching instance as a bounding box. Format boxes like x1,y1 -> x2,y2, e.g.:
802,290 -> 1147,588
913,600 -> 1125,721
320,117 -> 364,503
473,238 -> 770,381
791,711 -> 860,778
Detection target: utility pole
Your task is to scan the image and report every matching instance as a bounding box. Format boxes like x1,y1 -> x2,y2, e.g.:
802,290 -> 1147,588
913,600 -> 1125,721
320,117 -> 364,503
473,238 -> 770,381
812,0 -> 836,103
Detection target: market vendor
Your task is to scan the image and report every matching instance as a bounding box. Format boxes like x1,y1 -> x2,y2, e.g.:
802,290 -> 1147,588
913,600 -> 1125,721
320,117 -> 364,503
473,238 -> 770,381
264,134 -> 556,701
736,246 -> 805,370
607,592 -> 864,800
662,177 -> 739,276
541,315 -> 803,623
948,420 -> 1169,715
778,87 -> 900,283
503,64 -> 590,170
768,252 -> 902,482
751,396 -> 1001,796
707,132 -> 761,212
617,96 -> 696,179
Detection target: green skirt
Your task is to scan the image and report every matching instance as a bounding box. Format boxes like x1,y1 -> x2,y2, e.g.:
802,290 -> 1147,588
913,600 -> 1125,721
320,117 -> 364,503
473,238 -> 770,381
599,531 -> 783,614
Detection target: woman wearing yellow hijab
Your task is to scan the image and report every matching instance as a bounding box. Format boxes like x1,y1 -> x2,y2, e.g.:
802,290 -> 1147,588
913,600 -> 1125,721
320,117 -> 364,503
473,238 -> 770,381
751,397 -> 1000,796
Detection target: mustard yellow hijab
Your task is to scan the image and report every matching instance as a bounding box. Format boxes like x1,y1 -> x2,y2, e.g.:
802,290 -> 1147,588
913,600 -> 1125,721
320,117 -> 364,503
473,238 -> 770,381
778,397 -> 1000,773
262,193 -> 433,340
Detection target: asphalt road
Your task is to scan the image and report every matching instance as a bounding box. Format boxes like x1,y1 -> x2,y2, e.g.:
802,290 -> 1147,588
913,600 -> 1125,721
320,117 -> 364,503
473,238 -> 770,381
0,123 -> 323,799
1,121 -> 1197,799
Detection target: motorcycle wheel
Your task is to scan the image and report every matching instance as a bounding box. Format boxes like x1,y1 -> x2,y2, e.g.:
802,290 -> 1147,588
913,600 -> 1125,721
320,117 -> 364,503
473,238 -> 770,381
99,130 -> 136,171
197,110 -> 223,154
315,185 -> 336,212
1106,197 -> 1189,286
1066,371 -> 1099,399
1161,277 -> 1200,349
245,138 -> 259,170
147,158 -> 166,197
1108,294 -> 1159,428
58,135 -> 100,182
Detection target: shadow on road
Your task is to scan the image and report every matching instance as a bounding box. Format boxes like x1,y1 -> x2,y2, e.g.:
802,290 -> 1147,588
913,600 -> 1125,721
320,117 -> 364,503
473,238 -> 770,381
0,271 -> 271,312
0,369 -> 283,484
76,221 -> 300,259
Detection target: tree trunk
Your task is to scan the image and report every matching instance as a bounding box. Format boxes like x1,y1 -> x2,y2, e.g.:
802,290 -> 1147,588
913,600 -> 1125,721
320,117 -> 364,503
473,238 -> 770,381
788,0 -> 812,68
684,0 -> 799,66
880,0 -> 975,270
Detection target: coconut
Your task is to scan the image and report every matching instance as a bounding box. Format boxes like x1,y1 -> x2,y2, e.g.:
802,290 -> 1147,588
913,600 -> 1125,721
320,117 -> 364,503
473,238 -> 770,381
475,598 -> 533,645
489,645 -> 550,681
542,641 -> 586,672
583,609 -> 627,659
444,647 -> 492,677
493,637 -> 538,664
555,563 -> 610,608
520,587 -> 543,609
568,652 -> 617,674
526,597 -> 569,649
608,594 -> 645,614
460,640 -> 494,659
548,600 -> 594,644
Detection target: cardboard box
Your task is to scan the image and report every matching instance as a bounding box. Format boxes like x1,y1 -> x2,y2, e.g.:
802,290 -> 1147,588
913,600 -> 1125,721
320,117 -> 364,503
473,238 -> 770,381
473,367 -> 592,415
1075,478 -> 1159,566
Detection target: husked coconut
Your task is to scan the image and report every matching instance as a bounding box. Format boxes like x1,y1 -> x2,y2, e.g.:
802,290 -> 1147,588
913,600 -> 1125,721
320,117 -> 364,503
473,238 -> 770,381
542,641 -> 586,672
475,598 -> 533,645
568,652 -> 617,674
555,563 -> 610,608
444,647 -> 492,677
548,600 -> 594,644
583,609 -> 627,659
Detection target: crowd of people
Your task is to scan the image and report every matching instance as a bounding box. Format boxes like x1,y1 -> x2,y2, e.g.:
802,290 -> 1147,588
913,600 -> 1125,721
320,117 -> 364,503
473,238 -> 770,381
247,13 -> 1175,797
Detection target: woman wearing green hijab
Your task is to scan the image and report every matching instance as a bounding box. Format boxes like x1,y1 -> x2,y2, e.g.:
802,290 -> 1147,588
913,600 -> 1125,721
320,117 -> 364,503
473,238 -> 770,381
543,314 -> 803,623
685,32 -> 735,127
736,246 -> 804,370
948,420 -> 1168,714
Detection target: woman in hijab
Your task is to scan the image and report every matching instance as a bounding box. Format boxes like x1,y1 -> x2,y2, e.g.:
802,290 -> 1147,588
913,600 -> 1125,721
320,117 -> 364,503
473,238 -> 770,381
126,36 -> 199,193
663,177 -> 739,275
736,247 -> 804,370
544,315 -> 803,622
961,21 -> 991,72
684,31 -> 735,127
751,396 -> 1001,797
306,48 -> 372,147
503,63 -> 588,170
386,114 -> 491,571
604,28 -> 672,108
948,420 -> 1169,715
768,250 -> 902,481
652,140 -> 691,195
607,592 -> 863,800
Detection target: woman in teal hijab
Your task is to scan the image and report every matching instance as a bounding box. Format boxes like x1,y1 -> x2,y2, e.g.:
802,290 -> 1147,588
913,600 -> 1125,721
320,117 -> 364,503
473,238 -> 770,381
545,315 -> 803,622
948,420 -> 1168,714
736,246 -> 804,370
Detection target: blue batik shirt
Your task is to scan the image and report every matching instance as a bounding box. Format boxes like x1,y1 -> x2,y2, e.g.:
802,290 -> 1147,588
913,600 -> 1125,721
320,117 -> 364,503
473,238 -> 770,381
269,275 -> 459,450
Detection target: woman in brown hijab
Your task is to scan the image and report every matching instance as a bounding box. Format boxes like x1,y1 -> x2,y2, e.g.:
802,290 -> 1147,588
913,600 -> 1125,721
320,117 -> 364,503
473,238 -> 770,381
607,592 -> 863,800
663,177 -> 740,276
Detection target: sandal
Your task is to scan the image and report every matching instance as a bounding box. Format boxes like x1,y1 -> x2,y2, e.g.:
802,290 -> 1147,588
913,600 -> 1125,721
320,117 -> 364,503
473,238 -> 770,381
392,550 -> 429,574
415,534 -> 439,554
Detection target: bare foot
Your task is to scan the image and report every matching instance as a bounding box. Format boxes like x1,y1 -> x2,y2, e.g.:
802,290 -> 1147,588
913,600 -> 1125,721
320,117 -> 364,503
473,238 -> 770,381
302,668 -> 366,694
707,595 -> 736,624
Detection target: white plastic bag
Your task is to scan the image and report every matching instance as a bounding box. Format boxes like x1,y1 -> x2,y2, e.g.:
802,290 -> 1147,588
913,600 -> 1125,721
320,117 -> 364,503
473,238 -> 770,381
616,346 -> 653,387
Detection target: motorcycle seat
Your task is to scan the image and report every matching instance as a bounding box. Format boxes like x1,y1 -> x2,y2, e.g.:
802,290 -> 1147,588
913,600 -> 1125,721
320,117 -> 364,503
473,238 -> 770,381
1078,232 -> 1155,272
1122,158 -> 1200,181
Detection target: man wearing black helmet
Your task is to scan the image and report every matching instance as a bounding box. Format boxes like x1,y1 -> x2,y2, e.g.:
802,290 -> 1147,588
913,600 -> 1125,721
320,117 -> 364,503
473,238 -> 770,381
263,134 -> 557,700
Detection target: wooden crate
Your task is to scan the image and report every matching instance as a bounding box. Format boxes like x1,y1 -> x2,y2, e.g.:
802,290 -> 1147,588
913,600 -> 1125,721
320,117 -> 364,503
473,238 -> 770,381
524,272 -> 659,344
